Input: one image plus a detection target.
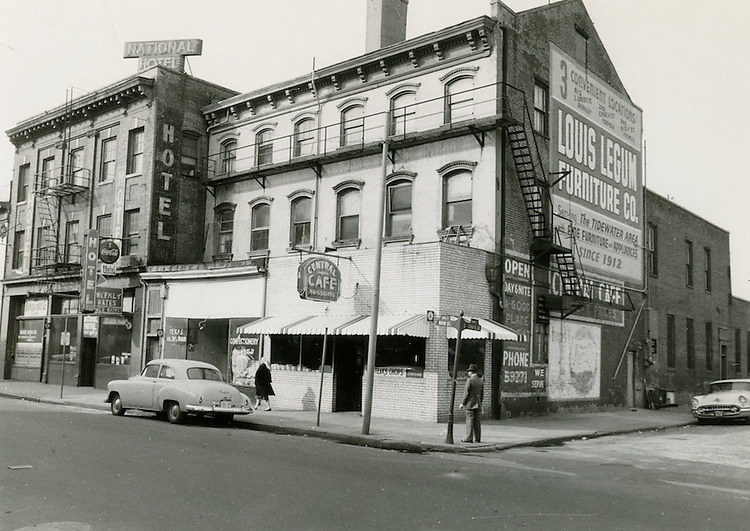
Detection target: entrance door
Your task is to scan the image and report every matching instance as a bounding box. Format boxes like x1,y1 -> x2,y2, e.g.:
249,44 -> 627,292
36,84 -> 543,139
334,337 -> 365,412
720,344 -> 728,379
80,338 -> 96,386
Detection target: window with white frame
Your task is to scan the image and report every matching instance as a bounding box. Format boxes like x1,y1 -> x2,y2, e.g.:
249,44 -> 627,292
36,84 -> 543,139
17,164 -> 29,203
12,230 -> 24,269
215,204 -> 235,257
127,127 -> 145,175
250,202 -> 271,252
340,104 -> 365,147
64,220 -> 80,263
123,208 -> 140,255
181,132 -> 199,176
69,148 -> 84,184
443,170 -> 472,227
444,77 -> 474,124
390,91 -> 416,136
41,156 -> 56,188
290,196 -> 312,248
294,118 -> 316,157
99,137 -> 116,182
255,129 -> 274,166
220,139 -> 237,175
337,187 -> 361,242
386,179 -> 412,237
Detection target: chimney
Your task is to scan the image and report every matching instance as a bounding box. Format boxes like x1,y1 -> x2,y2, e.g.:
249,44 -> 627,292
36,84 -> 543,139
365,0 -> 409,53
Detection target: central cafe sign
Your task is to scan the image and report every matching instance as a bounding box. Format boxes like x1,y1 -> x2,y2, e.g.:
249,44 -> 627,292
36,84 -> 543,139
297,257 -> 341,302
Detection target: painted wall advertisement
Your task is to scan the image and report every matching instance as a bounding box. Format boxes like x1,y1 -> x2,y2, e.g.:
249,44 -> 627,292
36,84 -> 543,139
549,45 -> 643,286
547,320 -> 601,400
502,254 -> 545,396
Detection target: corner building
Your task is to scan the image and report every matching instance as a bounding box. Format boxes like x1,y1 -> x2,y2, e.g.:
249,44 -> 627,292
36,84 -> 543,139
191,0 -> 645,421
1,67 -> 237,387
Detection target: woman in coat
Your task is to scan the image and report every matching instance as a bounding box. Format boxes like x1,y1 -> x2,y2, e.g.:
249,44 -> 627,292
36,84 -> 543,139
254,360 -> 275,411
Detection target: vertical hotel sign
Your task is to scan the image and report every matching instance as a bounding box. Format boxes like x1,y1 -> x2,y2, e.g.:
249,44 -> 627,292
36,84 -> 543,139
81,229 -> 99,312
549,45 -> 643,286
150,114 -> 180,264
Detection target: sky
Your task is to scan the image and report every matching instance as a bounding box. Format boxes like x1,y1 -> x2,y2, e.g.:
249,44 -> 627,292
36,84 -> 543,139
1,0 -> 748,300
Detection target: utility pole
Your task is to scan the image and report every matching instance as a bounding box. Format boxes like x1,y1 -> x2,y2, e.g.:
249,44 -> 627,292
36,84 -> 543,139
362,113 -> 390,435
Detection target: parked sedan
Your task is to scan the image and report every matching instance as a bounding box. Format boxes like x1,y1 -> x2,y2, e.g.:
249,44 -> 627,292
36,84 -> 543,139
105,359 -> 252,424
691,379 -> 750,423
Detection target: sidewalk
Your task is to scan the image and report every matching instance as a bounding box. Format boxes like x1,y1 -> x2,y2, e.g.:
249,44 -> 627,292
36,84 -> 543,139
0,380 -> 696,453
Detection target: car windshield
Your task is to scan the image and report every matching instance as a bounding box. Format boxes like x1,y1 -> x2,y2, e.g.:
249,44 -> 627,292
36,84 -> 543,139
186,367 -> 224,381
709,381 -> 750,393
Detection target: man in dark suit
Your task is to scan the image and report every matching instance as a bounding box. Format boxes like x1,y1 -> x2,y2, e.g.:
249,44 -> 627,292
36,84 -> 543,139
459,363 -> 484,443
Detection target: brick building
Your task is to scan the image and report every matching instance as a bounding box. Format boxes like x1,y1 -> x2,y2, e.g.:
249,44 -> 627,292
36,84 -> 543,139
138,0 -> 645,422
642,190 -> 750,406
1,65 -> 237,387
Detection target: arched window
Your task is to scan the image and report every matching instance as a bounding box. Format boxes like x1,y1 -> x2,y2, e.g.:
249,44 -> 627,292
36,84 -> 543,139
220,139 -> 237,175
294,118 -> 316,157
340,104 -> 365,147
290,196 -> 312,248
443,170 -> 472,227
386,179 -> 413,237
214,203 -> 236,257
337,187 -> 361,242
250,202 -> 271,252
390,91 -> 416,136
444,76 -> 474,124
255,129 -> 274,166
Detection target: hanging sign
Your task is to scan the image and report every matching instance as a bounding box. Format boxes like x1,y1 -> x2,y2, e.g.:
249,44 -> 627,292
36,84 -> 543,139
297,257 -> 341,302
81,229 -> 99,313
99,239 -> 121,264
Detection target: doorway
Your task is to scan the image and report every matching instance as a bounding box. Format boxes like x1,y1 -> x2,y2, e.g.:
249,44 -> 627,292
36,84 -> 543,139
334,337 -> 365,412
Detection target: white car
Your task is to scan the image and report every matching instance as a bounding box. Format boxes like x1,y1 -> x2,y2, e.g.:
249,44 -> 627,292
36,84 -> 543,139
105,359 -> 252,424
691,379 -> 750,423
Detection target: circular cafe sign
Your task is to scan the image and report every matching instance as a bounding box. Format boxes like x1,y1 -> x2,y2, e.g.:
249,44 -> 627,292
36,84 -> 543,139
99,239 -> 121,264
297,257 -> 341,302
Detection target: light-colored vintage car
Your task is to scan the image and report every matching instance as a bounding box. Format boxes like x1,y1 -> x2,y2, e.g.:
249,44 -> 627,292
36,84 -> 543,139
105,359 -> 252,424
691,379 -> 750,423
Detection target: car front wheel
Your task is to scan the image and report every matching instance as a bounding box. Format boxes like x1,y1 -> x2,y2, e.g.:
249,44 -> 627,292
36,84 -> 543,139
110,393 -> 126,416
165,401 -> 185,424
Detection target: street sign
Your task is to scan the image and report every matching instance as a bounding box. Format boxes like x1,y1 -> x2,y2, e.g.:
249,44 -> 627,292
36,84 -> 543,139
465,318 -> 481,331
435,315 -> 459,327
435,315 -> 481,331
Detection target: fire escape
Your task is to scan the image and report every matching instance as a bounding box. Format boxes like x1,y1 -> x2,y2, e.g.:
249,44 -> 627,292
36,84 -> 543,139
506,99 -> 584,320
31,152 -> 90,293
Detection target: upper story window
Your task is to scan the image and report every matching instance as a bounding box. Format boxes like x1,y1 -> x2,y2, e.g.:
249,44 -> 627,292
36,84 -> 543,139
686,318 -> 695,370
181,132 -> 199,176
705,322 -> 713,370
69,148 -> 85,184
390,90 -> 416,136
64,220 -> 80,264
17,164 -> 29,203
99,137 -> 117,182
12,230 -> 24,269
340,104 -> 365,147
250,201 -> 271,253
647,223 -> 658,277
220,139 -> 237,175
214,204 -> 235,257
41,156 -> 56,188
444,76 -> 474,124
443,170 -> 473,228
290,195 -> 312,248
123,208 -> 140,255
336,187 -> 361,242
533,82 -> 549,135
256,129 -> 274,166
704,247 -> 712,292
685,239 -> 693,288
386,178 -> 413,238
96,214 -> 112,239
127,127 -> 145,175
294,118 -> 316,157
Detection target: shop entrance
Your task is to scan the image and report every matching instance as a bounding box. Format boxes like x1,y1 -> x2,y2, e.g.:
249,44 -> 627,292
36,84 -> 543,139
334,337 -> 365,412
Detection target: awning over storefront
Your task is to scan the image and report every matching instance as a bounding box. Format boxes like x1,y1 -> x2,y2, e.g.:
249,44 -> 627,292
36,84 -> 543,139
238,314 -> 429,338
446,317 -> 526,342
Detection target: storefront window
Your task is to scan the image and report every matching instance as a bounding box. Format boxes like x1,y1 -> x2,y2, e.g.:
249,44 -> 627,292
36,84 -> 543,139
447,339 -> 485,376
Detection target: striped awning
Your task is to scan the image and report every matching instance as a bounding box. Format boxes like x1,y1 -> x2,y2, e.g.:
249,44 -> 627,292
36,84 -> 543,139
338,314 -> 429,337
238,314 -> 428,338
446,317 -> 526,342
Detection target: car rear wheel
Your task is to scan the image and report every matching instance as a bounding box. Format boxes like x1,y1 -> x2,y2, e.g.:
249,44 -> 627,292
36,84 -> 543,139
165,401 -> 185,424
110,393 -> 126,416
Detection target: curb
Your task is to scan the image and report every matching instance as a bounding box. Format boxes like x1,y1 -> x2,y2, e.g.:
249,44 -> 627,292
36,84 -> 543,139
1,391 -> 695,454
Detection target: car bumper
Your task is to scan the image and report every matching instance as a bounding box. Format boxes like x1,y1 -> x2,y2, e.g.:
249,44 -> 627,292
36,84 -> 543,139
691,407 -> 750,420
186,405 -> 252,416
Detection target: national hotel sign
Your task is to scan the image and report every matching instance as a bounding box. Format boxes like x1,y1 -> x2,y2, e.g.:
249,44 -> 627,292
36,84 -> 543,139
123,39 -> 203,73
